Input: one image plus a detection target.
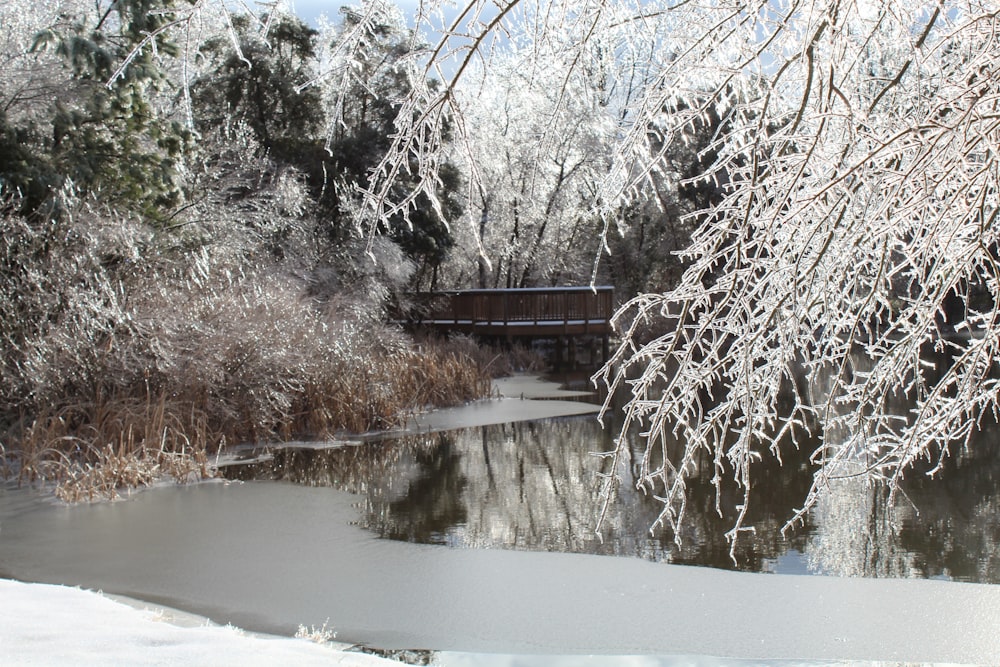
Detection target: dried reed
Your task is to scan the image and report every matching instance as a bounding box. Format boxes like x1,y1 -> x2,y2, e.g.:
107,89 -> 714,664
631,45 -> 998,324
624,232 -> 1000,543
2,333 -> 492,501
1,198 -> 496,502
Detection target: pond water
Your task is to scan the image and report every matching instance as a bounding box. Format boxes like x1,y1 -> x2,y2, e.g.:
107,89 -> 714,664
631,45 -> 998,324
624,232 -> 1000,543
221,410 -> 1000,583
1,375 -> 1000,663
215,369 -> 1000,584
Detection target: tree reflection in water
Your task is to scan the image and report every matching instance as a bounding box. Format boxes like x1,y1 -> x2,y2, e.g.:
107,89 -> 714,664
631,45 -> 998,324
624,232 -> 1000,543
221,406 -> 1000,583
808,438 -> 1000,583
801,346 -> 1000,583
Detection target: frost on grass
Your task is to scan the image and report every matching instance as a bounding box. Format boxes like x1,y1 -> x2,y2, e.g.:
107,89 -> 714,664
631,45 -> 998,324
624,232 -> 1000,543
0,188 -> 488,499
295,619 -> 336,644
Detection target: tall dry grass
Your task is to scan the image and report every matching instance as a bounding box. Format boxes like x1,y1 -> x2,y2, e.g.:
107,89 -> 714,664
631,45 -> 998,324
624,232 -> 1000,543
2,315 -> 493,500
293,343 -> 493,436
15,395 -> 215,503
0,186 -> 493,501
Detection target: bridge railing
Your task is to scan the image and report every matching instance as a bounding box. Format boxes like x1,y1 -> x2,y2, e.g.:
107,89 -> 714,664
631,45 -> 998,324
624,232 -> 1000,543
408,286 -> 614,336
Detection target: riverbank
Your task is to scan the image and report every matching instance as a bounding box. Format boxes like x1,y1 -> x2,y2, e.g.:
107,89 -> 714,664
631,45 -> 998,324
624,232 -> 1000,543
0,578 -> 879,667
2,331 -> 499,503
5,377 -> 998,665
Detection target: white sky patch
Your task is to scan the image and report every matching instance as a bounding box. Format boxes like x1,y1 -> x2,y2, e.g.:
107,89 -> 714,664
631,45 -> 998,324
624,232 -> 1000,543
291,0 -> 424,26
853,0 -> 881,22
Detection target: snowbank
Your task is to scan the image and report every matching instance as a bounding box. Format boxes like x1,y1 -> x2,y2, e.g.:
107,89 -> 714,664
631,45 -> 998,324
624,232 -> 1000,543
0,578 -> 395,666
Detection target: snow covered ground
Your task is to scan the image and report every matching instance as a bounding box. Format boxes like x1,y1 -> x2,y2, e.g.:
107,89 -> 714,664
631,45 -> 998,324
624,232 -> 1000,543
0,578 -> 396,666
0,578 -> 843,667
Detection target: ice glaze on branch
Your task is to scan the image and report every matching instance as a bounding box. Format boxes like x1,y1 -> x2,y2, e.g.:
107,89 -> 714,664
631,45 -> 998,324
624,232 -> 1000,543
102,0 -> 1000,555
375,0 -> 1000,555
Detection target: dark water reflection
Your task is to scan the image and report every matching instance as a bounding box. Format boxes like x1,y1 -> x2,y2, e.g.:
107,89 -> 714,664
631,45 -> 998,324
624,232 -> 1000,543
222,408 -> 1000,583
814,440 -> 1000,583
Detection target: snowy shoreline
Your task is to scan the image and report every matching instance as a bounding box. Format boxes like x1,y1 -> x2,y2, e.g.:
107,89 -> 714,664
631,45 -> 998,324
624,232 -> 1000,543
0,578 -> 397,666
5,574 -> 999,667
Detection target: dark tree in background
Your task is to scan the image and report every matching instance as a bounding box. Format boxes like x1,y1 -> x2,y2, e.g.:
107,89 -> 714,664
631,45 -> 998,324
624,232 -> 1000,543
189,4 -> 460,281
191,14 -> 323,161
2,0 -> 191,219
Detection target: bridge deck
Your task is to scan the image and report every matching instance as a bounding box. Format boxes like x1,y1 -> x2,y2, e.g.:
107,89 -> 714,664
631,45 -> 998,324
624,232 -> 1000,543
409,286 -> 614,339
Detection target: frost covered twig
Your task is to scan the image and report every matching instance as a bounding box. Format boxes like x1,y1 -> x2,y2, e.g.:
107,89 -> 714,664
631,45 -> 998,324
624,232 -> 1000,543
94,0 -> 1000,554
369,0 -> 1000,554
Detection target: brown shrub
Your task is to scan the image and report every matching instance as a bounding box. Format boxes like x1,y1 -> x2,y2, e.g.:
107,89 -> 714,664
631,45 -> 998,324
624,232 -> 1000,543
3,310 -> 492,500
0,187 -> 495,501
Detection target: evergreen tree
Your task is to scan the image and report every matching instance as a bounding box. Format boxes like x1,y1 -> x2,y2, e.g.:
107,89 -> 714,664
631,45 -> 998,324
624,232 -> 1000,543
190,2 -> 460,275
4,0 -> 193,218
320,1 -> 461,277
191,13 -> 323,161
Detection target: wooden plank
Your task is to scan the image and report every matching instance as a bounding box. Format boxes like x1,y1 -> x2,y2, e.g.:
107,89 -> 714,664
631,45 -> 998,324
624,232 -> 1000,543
410,286 -> 614,340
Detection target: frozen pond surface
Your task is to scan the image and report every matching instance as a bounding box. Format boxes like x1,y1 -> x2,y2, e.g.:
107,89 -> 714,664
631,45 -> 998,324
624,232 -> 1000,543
2,481 -> 1000,663
2,376 -> 1000,663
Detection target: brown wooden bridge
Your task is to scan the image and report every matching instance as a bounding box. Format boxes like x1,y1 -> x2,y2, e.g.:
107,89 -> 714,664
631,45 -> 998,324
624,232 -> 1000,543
405,286 -> 615,363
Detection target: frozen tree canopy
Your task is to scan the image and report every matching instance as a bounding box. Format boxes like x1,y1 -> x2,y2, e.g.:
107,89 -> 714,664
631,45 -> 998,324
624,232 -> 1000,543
11,0 -> 999,549
362,0 -> 1000,547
